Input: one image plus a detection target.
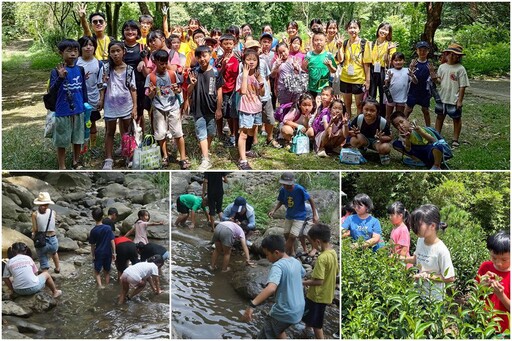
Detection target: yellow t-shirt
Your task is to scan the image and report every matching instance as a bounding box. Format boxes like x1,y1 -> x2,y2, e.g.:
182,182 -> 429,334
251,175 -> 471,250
94,36 -> 111,62
136,37 -> 147,47
371,40 -> 396,68
340,39 -> 372,85
306,249 -> 338,304
325,39 -> 338,55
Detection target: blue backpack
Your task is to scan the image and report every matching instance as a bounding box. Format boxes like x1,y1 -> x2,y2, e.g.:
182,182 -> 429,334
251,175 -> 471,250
416,127 -> 453,160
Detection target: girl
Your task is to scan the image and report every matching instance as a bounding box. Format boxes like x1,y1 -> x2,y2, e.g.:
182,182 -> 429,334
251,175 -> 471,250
325,19 -> 343,55
262,24 -> 279,50
387,201 -> 412,268
125,209 -> 164,245
271,42 -> 301,105
343,98 -> 392,165
240,23 -> 252,42
77,36 -> 103,156
306,18 -> 323,51
313,99 -> 348,157
98,41 -> 137,170
208,28 -> 223,59
337,20 -> 372,117
280,93 -> 316,148
385,52 -> 418,121
31,192 -> 60,273
165,34 -> 187,73
283,21 -> 300,47
3,242 -> 62,298
289,36 -> 305,63
341,193 -> 385,251
210,221 -> 254,272
185,18 -> 203,49
236,50 -> 265,170
341,202 -> 355,225
403,204 -> 455,301
369,22 -> 398,115
118,254 -> 164,304
144,30 -> 171,74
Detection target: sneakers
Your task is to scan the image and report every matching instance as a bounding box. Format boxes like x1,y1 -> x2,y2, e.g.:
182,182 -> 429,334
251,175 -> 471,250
317,149 -> 328,158
224,136 -> 236,148
238,160 -> 252,170
261,131 -> 268,137
245,150 -> 258,158
198,158 -> 212,171
379,154 -> 391,165
266,139 -> 282,149
102,158 -> 114,170
222,123 -> 231,134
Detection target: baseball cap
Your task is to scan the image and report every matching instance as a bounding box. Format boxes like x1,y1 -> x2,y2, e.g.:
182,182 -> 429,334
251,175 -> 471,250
231,196 -> 247,213
416,41 -> 430,49
279,172 -> 295,185
260,32 -> 273,41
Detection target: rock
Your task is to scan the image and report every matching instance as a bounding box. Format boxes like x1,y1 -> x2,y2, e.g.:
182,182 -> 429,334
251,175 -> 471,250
74,258 -> 87,266
103,202 -> 132,221
83,198 -> 98,208
49,205 -> 72,218
145,198 -> 169,212
44,173 -> 92,189
51,261 -> 78,279
11,222 -> 33,237
251,226 -> 285,255
128,191 -> 145,204
93,172 -> 125,184
3,315 -> 46,333
17,213 -> 31,223
57,236 -> 79,251
2,227 -> 35,258
64,225 -> 91,242
2,195 -> 23,220
2,328 -> 32,339
125,177 -> 156,190
3,176 -> 62,203
171,175 -> 189,199
75,246 -> 91,255
63,192 -> 85,203
309,189 -> 339,214
13,291 -> 57,313
186,182 -> 202,195
98,183 -> 129,199
230,260 -> 271,299
2,301 -> 32,317
142,190 -> 162,205
101,198 -> 117,208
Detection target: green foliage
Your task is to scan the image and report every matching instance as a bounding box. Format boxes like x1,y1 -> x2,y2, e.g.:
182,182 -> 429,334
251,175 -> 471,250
463,43 -> 510,77
144,173 -> 169,197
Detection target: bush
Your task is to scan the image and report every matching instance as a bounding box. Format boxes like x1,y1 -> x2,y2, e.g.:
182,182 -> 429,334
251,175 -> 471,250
463,43 -> 510,77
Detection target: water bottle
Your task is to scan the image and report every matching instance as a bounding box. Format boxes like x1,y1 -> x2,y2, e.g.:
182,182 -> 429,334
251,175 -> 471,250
83,102 -> 93,140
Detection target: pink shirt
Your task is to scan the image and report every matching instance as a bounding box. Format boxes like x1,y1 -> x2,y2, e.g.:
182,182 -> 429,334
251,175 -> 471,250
133,221 -> 149,244
390,223 -> 412,268
236,73 -> 262,114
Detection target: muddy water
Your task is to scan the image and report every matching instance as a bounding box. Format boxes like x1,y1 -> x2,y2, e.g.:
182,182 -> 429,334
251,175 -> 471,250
171,229 -> 340,339
27,246 -> 170,339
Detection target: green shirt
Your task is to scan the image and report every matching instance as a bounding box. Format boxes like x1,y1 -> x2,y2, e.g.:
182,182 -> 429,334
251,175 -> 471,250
179,194 -> 203,212
306,248 -> 338,304
305,51 -> 336,93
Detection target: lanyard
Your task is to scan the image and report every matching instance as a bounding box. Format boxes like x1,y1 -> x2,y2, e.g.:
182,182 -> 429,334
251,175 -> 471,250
348,39 -> 361,64
373,41 -> 386,62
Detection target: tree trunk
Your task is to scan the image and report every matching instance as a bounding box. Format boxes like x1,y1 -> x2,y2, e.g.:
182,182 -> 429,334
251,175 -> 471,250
105,2 -> 113,37
422,2 -> 443,52
112,2 -> 122,39
138,2 -> 151,15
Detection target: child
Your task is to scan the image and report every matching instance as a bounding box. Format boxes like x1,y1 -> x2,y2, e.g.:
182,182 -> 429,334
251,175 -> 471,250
268,172 -> 319,256
387,201 -> 412,268
434,43 -> 470,149
222,196 -> 257,238
341,193 -> 385,251
138,14 -> 154,47
118,254 -> 163,304
3,242 -> 62,298
344,98 -> 392,165
210,221 -> 254,272
77,5 -> 111,63
280,93 -> 317,148
236,50 -> 265,170
477,230 -> 510,334
125,209 -> 163,245
341,202 -> 355,225
202,172 -> 229,232
390,111 -> 444,170
385,52 -> 418,121
49,39 -> 88,170
174,194 -> 209,229
313,99 -> 348,157
302,31 -> 337,98
145,49 -> 190,169
317,86 -> 334,115
289,36 -> 305,63
187,45 -> 224,170
271,42 -> 301,105
325,19 -> 343,55
243,235 -> 305,339
90,207 -> 116,288
298,202 -> 320,257
404,41 -> 436,127
98,41 -> 137,170
136,242 -> 169,262
77,36 -> 103,155
302,223 -> 338,339
403,204 -> 455,301
166,34 -> 187,73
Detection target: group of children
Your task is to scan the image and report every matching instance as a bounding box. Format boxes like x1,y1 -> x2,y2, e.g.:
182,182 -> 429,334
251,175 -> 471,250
47,8 -> 468,170
342,194 -> 510,333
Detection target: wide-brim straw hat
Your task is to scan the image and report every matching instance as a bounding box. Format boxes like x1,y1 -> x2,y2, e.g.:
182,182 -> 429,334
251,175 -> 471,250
443,43 -> 465,55
33,192 -> 54,205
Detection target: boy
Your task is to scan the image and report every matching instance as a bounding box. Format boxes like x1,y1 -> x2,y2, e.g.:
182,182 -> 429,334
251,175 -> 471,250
404,41 -> 436,127
90,207 -> 116,288
216,34 -> 240,147
77,4 -> 111,63
390,111 -> 443,170
202,172 -> 229,231
187,45 -> 224,170
174,193 -> 209,229
302,223 -> 338,339
102,207 -> 119,231
302,31 -> 337,98
477,230 -> 510,334
49,39 -> 88,170
434,43 -> 469,149
243,235 -> 305,339
146,49 -> 189,169
268,172 -> 319,256
138,14 -> 154,47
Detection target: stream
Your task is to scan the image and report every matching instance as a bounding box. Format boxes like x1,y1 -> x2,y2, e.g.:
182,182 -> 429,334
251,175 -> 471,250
171,228 -> 340,339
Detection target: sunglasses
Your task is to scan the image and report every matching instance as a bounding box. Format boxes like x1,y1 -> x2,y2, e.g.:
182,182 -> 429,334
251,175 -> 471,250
92,19 -> 104,25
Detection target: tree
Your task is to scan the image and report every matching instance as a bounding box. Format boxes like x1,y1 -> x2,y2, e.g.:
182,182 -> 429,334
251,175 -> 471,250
105,2 -> 122,40
422,2 -> 443,51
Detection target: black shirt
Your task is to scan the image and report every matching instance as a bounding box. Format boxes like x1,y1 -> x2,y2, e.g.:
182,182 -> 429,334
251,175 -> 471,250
189,66 -> 224,119
139,243 -> 167,261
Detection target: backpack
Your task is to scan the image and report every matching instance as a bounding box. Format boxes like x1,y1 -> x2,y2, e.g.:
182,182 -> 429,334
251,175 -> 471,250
43,66 -> 86,112
102,63 -> 135,89
274,102 -> 297,123
149,69 -> 178,86
356,114 -> 386,132
419,127 -> 453,160
312,108 -> 331,135
341,38 -> 367,66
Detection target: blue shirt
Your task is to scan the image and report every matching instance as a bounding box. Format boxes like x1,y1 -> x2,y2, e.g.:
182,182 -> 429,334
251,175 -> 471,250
89,224 -> 114,256
277,184 -> 310,220
342,215 -> 384,252
408,59 -> 431,96
267,257 -> 305,324
50,65 -> 87,117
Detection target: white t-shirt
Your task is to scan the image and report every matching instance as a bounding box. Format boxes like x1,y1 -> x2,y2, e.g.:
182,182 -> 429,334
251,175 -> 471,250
103,66 -> 136,119
124,262 -> 159,282
385,67 -> 410,104
76,57 -> 102,109
414,237 -> 455,301
2,255 -> 39,290
437,63 -> 470,105
35,208 -> 56,233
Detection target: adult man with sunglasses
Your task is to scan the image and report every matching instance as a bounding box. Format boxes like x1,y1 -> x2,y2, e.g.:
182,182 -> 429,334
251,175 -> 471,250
78,4 -> 112,63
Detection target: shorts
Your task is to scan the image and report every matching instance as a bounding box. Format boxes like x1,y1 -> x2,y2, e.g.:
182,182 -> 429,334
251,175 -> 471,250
194,116 -> 217,141
340,81 -> 364,95
93,254 -> 112,273
90,110 -> 101,122
392,140 -> 443,168
257,315 -> 293,339
239,112 -> 262,129
53,113 -> 85,148
299,219 -> 314,237
406,92 -> 430,108
105,114 -> 131,122
208,194 -> 223,215
152,107 -> 183,140
386,101 -> 406,107
222,92 -> 238,119
177,196 -> 190,214
211,223 -> 235,247
435,103 -> 462,119
120,272 -> 140,286
283,219 -> 305,237
356,136 -> 379,150
302,297 -> 327,329
13,276 -> 46,296
115,241 -> 139,274
261,100 -> 275,125
162,251 -> 169,261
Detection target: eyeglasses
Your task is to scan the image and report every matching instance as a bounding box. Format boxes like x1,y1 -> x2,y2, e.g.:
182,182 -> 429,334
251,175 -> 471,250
92,19 -> 105,25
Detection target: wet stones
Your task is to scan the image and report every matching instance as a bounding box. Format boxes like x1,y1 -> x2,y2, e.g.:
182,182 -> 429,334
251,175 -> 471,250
2,301 -> 32,317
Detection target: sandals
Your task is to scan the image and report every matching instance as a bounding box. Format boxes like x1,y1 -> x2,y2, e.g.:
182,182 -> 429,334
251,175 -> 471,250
379,154 -> 391,165
54,268 -> 61,274
72,161 -> 84,170
267,139 -> 282,149
451,140 -> 460,149
161,157 -> 169,168
179,159 -> 191,170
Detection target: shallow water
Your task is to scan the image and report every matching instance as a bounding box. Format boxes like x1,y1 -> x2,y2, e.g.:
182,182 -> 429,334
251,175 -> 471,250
27,246 -> 170,339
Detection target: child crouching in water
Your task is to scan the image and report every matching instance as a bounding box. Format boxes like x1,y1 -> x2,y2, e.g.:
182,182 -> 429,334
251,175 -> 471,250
118,254 -> 164,304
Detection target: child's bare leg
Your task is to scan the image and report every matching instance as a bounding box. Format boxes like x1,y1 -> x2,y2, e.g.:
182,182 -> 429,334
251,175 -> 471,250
57,147 -> 67,170
385,105 -> 393,122
94,270 -> 103,288
130,281 -> 147,299
233,118 -> 240,141
421,107 -> 431,127
207,136 -> 214,149
285,235 -> 297,256
432,149 -> 443,169
277,331 -> 287,339
313,327 -> 324,339
453,117 -> 462,142
198,139 -> 209,159
307,236 -> 317,256
41,272 -> 60,296
281,125 -> 294,144
221,245 -> 232,272
216,117 -> 223,137
72,144 -> 81,164
51,252 -> 60,271
211,241 -> 222,269
435,114 -> 446,134
174,213 -> 189,226
175,136 -> 187,161
354,93 -> 364,114
404,105 -> 413,118
158,139 -> 168,159
264,123 -> 274,142
299,236 -> 307,254
349,135 -> 367,149
238,129 -> 248,162
253,125 -> 259,145
342,93 -> 352,117
104,270 -> 110,285
104,120 -> 117,159
118,279 -> 130,304
396,104 -> 405,113
375,142 -> 391,155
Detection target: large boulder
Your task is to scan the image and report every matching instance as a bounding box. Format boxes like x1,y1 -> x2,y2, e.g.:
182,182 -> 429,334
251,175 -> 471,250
2,182 -> 35,209
230,259 -> 271,299
125,177 -> 156,190
44,173 -> 92,189
186,181 -> 202,195
3,326 -> 32,339
309,189 -> 339,215
93,172 -> 126,184
3,315 -> 46,333
171,175 -> 189,199
3,176 -> 62,201
2,227 -> 35,258
250,226 -> 285,256
57,236 -> 80,252
2,301 -> 32,317
64,225 -> 91,242
98,183 -> 128,199
14,292 -> 58,313
2,195 -> 23,220
103,202 -> 132,221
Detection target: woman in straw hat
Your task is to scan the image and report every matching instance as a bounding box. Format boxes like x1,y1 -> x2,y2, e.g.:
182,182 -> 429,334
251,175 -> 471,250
31,192 -> 61,273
